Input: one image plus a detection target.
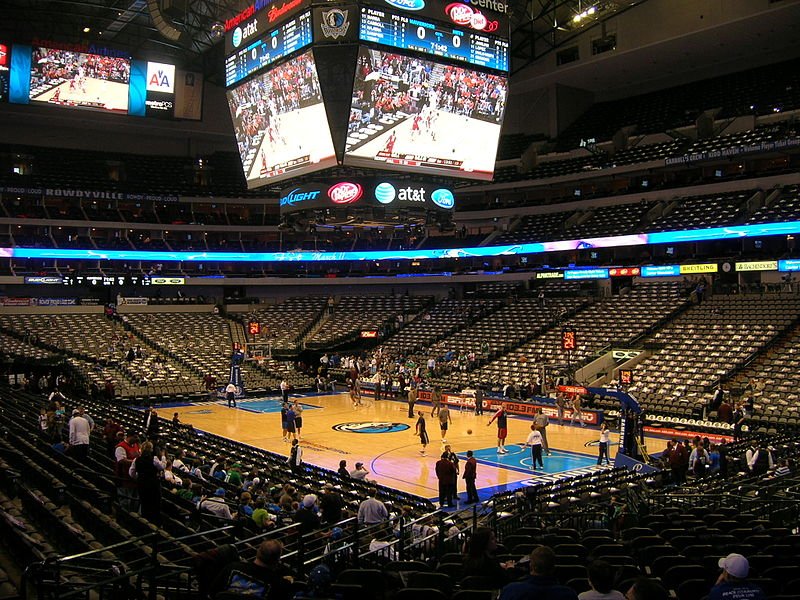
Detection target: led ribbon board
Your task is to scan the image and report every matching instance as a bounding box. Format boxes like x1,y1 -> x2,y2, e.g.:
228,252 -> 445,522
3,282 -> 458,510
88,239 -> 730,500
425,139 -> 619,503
10,220 -> 800,263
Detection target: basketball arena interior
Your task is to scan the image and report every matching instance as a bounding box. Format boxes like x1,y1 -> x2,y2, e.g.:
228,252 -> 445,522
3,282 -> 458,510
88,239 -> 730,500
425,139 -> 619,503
1,0 -> 800,599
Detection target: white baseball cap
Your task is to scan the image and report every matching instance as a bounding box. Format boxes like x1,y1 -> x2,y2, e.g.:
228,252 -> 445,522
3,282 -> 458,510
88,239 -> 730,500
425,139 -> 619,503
718,553 -> 749,578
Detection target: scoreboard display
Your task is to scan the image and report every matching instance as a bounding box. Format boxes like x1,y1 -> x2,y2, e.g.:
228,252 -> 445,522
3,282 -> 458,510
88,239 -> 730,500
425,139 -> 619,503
225,10 -> 314,87
359,7 -> 509,72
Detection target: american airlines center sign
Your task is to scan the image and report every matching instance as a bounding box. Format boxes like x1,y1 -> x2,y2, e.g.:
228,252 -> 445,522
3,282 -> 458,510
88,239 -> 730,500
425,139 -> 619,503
279,179 -> 455,214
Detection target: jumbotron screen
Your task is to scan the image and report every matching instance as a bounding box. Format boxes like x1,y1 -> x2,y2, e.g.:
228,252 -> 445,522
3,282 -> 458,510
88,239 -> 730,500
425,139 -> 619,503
226,49 -> 337,188
29,47 -> 130,113
344,47 -> 507,180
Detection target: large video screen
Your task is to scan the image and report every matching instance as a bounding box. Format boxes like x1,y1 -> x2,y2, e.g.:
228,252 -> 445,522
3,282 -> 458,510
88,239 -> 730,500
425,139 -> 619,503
28,47 -> 130,113
0,44 -> 8,102
344,47 -> 507,180
226,49 -> 337,188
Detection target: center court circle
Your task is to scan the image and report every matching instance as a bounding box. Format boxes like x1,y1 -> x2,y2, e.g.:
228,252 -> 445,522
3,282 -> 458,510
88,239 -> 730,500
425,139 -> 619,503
332,422 -> 410,434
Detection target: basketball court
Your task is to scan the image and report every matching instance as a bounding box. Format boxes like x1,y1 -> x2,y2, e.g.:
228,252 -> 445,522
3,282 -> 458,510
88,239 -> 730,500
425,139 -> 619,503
32,77 -> 129,112
170,392 -> 661,504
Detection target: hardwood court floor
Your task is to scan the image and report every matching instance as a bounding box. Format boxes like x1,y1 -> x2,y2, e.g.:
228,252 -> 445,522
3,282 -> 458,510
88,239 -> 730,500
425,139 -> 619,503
172,393 -> 657,500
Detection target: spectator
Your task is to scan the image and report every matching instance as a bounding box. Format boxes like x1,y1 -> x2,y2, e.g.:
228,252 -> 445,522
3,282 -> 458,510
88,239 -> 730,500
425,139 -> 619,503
462,527 -> 513,587
357,488 -> 388,526
498,546 -> 576,600
211,539 -> 293,599
368,524 -> 398,561
337,460 -> 350,479
350,462 -> 370,480
709,554 -> 765,600
251,498 -> 275,530
199,488 -> 235,520
748,442 -> 774,475
115,432 -> 141,511
319,484 -> 345,524
625,577 -> 668,600
129,441 -> 165,523
294,494 -> 321,535
68,409 -> 91,460
579,560 -> 624,599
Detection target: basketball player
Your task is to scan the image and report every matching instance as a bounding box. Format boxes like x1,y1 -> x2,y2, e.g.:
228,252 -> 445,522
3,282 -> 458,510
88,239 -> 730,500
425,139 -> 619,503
292,401 -> 304,441
487,405 -> 509,453
415,411 -> 429,456
383,131 -> 397,155
438,403 -> 452,443
411,114 -> 422,139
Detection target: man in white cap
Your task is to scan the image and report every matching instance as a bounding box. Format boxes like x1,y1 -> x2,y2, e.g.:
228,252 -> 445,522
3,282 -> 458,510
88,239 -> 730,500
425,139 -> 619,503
709,553 -> 765,600
68,409 -> 91,459
294,494 -> 320,534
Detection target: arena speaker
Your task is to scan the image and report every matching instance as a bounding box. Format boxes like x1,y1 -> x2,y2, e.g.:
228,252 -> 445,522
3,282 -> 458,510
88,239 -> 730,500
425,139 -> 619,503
696,111 -> 715,139
147,0 -> 191,45
520,145 -> 538,172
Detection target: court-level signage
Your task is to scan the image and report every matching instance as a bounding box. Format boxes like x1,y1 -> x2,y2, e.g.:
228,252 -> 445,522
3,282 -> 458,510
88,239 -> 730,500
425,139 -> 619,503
609,267 -> 640,277
641,265 -> 680,277
679,263 -> 717,274
535,271 -> 563,279
779,259 -> 800,272
564,268 -> 609,280
735,260 -> 778,272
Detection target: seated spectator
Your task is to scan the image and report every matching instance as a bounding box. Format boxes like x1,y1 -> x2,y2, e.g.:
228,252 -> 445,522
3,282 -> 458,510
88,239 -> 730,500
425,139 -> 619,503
199,488 -> 235,520
626,577 -> 668,600
251,498 -> 276,530
337,460 -> 350,479
238,491 -> 254,517
709,554 -> 765,600
463,527 -> 515,587
368,524 -> 398,562
294,494 -> 321,535
499,546 -> 577,600
579,559 -> 624,599
350,462 -> 370,480
172,450 -> 189,473
163,459 -> 183,487
211,539 -> 293,600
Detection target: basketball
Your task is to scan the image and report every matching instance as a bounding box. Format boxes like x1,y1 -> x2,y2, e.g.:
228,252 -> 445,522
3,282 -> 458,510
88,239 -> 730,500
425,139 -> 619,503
467,429 -> 473,435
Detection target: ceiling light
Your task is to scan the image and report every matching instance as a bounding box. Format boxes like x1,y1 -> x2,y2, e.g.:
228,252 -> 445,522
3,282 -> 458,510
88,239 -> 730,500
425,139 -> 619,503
83,26 -> 91,33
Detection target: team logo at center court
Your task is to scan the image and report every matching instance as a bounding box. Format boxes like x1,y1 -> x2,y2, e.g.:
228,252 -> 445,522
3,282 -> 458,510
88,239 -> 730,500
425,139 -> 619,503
332,422 -> 410,434
320,8 -> 351,39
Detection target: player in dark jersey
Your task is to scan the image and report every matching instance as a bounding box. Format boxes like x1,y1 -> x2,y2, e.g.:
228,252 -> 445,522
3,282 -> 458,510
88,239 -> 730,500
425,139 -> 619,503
415,411 -> 429,456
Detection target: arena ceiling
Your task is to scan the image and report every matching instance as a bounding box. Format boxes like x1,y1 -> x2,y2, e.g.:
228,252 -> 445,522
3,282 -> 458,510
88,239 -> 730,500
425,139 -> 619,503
0,0 -> 645,83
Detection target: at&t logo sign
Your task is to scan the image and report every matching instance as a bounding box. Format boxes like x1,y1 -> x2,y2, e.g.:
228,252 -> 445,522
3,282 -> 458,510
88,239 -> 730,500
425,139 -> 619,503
146,62 -> 176,93
232,19 -> 259,48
